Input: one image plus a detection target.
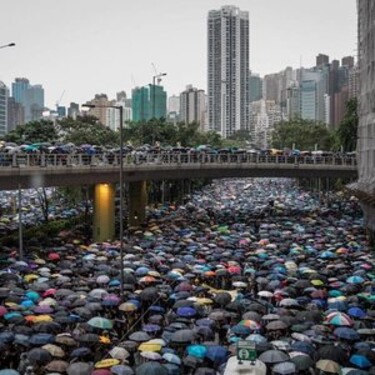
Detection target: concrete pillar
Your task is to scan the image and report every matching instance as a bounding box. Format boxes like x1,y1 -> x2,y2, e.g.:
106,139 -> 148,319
128,181 -> 147,227
93,183 -> 115,242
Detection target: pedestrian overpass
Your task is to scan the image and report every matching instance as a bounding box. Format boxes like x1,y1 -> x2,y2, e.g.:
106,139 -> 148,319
0,153 -> 357,241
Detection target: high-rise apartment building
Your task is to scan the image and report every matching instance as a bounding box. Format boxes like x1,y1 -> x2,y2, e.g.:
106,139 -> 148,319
263,73 -> 280,104
316,54 -> 329,67
132,85 -> 166,122
68,103 -> 79,119
207,5 -> 249,138
86,94 -> 113,125
11,78 -> 44,123
249,72 -> 263,103
180,85 -> 206,130
7,97 -> 24,131
168,95 -> 180,115
0,82 -> 9,136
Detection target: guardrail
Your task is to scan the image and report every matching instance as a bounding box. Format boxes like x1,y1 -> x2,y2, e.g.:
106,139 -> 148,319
0,153 -> 357,168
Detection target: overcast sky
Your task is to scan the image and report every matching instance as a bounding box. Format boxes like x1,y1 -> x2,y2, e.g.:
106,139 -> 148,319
1,0 -> 357,108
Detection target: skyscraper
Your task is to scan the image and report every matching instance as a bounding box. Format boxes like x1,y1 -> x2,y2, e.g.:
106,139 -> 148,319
7,97 -> 24,131
316,54 -> 329,67
180,85 -> 206,129
11,78 -> 44,123
207,5 -> 249,138
0,82 -> 9,136
132,85 -> 167,122
249,72 -> 263,103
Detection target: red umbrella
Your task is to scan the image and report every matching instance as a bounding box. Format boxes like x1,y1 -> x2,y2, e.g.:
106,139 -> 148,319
0,306 -> 8,317
228,266 -> 241,274
48,253 -> 60,261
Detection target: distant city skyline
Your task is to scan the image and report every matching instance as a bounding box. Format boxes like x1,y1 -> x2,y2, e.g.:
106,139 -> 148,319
0,0 -> 356,108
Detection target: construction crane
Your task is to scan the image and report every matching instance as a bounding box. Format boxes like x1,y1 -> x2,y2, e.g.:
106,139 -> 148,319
56,90 -> 65,111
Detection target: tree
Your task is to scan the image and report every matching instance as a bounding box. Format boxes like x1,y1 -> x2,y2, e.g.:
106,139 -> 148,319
3,120 -> 59,144
58,115 -> 118,146
271,118 -> 335,150
335,97 -> 358,152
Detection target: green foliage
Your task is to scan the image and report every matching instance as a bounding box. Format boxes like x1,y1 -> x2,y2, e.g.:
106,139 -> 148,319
335,97 -> 358,152
271,118 -> 335,150
58,115 -> 118,146
125,119 -> 223,148
3,120 -> 59,144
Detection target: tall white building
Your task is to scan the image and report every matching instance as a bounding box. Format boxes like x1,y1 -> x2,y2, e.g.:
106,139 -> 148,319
180,85 -> 206,130
0,82 -> 9,137
207,5 -> 249,138
106,100 -> 132,131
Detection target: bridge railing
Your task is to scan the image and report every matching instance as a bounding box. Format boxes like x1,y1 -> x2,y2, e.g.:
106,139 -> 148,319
0,153 -> 357,168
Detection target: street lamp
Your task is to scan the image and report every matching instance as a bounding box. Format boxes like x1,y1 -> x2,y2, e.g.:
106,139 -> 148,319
152,73 -> 167,118
0,42 -> 15,50
82,103 -> 125,300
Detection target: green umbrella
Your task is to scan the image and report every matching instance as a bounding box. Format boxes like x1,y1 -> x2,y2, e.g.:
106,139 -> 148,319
87,317 -> 113,330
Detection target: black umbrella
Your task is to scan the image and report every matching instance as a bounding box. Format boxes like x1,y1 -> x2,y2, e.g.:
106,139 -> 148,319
318,345 -> 348,364
214,292 -> 232,306
135,362 -> 168,375
129,331 -> 151,342
170,329 -> 197,343
66,362 -> 92,375
258,350 -> 290,364
140,287 -> 159,302
27,348 -> 52,365
194,367 -> 216,375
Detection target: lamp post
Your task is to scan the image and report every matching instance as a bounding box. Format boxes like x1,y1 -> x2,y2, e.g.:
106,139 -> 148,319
152,73 -> 167,118
0,42 -> 15,50
82,103 -> 125,300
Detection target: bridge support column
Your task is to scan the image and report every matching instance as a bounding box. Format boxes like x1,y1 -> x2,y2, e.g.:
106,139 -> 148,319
128,181 -> 147,227
93,183 -> 115,242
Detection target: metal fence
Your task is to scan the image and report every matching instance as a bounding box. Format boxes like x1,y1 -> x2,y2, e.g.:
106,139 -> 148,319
0,153 -> 357,168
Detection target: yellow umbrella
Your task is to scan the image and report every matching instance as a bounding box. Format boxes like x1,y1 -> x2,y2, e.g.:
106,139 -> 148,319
195,298 -> 214,306
119,302 -> 137,312
311,279 -> 324,286
33,315 -> 53,323
24,274 -> 39,282
95,359 -> 120,368
34,258 -> 46,265
138,342 -> 162,352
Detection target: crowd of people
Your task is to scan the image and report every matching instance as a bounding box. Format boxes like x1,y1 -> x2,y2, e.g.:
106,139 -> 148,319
0,178 -> 373,375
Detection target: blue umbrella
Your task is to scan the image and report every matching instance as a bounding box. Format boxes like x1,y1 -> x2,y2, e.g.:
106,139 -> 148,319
347,307 -> 367,319
349,354 -> 372,369
29,333 -> 55,346
0,370 -> 20,375
162,353 -> 181,365
70,347 -> 92,358
334,327 -> 360,341
187,344 -> 207,359
135,267 -> 150,276
328,301 -> 348,311
4,312 -> 22,321
206,345 -> 229,365
176,307 -> 196,318
290,341 -> 315,355
231,325 -> 251,336
347,276 -> 365,284
142,324 -> 161,333
0,332 -> 15,344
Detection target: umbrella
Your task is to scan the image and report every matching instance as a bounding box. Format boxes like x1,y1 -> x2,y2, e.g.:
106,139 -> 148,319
129,331 -> 151,342
70,347 -> 92,359
318,345 -> 348,363
135,362 -> 168,375
170,329 -> 197,343
258,350 -> 290,364
266,320 -> 288,331
95,359 -> 121,369
176,307 -> 197,318
187,344 -> 207,359
140,351 -> 162,361
272,361 -> 297,375
111,365 -> 135,375
334,327 -> 360,341
205,345 -> 229,365
290,354 -> 314,371
88,317 -> 114,329
109,346 -> 130,360
45,360 -> 69,373
42,343 -> 65,358
349,355 -> 372,369
27,348 -> 52,365
67,362 -> 93,375
162,353 -> 181,365
316,359 -> 341,374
